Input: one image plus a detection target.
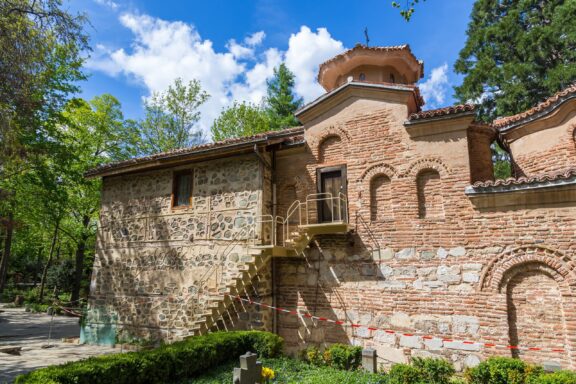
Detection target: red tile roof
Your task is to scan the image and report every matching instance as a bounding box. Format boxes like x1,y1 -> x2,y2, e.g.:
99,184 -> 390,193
318,44 -> 424,82
471,168 -> 576,189
408,104 -> 475,122
493,83 -> 576,130
85,126 -> 304,178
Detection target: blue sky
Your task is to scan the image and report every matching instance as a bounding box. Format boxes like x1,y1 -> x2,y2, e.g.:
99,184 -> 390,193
69,0 -> 475,136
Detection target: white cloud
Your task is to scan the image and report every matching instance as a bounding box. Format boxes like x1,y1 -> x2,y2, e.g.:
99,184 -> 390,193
285,26 -> 344,101
94,0 -> 118,10
245,31 -> 266,46
419,63 -> 449,109
88,14 -> 346,138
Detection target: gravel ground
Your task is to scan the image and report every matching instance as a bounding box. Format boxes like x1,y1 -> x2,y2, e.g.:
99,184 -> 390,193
0,304 -> 118,383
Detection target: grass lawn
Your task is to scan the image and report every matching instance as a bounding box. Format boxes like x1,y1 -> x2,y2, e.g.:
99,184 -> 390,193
182,357 -> 388,384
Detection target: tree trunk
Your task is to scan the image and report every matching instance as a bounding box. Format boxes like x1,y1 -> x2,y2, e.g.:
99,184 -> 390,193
71,215 -> 90,304
33,247 -> 43,287
39,221 -> 59,302
0,212 -> 14,294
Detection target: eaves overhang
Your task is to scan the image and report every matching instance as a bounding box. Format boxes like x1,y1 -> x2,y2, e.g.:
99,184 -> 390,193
295,81 -> 419,124
85,128 -> 304,179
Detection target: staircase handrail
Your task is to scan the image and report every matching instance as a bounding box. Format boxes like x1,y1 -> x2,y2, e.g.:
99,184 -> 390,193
196,223 -> 254,293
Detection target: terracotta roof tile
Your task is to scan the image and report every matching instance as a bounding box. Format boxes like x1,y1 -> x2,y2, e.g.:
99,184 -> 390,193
319,44 -> 414,68
492,83 -> 576,130
408,104 -> 475,121
471,168 -> 576,189
85,126 -> 304,177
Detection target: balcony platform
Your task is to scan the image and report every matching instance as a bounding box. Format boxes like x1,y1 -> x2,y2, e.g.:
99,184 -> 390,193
299,221 -> 353,236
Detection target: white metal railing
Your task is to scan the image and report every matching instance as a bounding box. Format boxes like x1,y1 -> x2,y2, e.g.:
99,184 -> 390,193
283,192 -> 348,248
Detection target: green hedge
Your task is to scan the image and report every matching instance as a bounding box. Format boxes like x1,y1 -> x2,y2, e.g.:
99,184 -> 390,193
465,357 -> 576,384
15,331 -> 283,384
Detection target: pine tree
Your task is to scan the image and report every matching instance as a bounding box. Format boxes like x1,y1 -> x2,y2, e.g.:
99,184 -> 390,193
265,63 -> 303,130
454,0 -> 576,121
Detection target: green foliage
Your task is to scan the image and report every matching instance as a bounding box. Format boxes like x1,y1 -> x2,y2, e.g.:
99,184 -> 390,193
491,141 -> 513,180
326,344 -> 362,371
454,0 -> 576,121
265,63 -> 303,130
305,347 -> 327,367
186,357 -> 388,384
134,78 -> 209,155
391,0 -> 426,21
46,259 -> 75,293
304,344 -> 362,371
15,331 -> 283,384
389,363 -> 423,384
412,357 -> 455,384
465,357 -> 542,384
535,371 -> 576,384
388,358 -> 454,384
0,0 -> 87,167
210,101 -> 271,142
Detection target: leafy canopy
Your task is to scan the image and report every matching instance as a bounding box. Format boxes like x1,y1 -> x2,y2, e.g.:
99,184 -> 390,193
454,0 -> 576,121
135,78 -> 209,155
210,102 -> 271,142
0,0 -> 87,167
391,0 -> 426,21
210,63 -> 302,141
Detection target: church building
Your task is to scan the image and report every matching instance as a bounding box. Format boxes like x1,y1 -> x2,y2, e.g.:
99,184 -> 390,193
85,44 -> 576,370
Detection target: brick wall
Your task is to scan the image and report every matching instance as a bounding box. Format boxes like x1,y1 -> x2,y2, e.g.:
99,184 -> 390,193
273,97 -> 576,370
508,122 -> 576,176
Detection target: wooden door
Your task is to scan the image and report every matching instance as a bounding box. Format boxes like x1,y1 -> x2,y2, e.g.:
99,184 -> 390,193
317,166 -> 347,223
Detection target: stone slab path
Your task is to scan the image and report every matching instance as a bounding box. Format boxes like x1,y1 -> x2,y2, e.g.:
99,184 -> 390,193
0,305 -> 117,383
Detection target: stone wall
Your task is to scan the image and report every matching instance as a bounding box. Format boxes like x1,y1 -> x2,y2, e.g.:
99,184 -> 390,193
273,98 -> 576,370
85,156 -> 269,343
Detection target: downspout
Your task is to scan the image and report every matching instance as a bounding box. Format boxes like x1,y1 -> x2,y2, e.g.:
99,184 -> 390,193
271,149 -> 278,335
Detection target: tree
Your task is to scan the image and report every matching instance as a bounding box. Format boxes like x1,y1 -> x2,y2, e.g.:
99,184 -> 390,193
265,64 -> 303,130
454,0 -> 576,121
0,0 -> 87,291
391,0 -> 426,21
211,102 -> 271,142
58,95 -> 133,302
135,78 -> 209,154
0,0 -> 87,168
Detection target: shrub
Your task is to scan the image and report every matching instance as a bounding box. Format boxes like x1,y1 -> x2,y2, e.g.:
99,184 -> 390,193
305,347 -> 326,367
412,357 -> 455,384
326,343 -> 362,371
303,344 -> 362,371
465,357 -> 542,384
389,363 -> 423,384
534,371 -> 576,384
15,331 -> 283,384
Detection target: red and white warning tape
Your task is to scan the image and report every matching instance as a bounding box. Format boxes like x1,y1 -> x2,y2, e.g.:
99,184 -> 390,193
226,294 -> 566,354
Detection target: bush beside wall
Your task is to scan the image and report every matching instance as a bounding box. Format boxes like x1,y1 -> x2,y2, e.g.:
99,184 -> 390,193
15,331 -> 283,384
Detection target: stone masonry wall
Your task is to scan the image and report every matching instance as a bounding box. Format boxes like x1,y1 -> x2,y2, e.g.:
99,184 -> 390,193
85,156 -> 270,343
273,99 -> 576,370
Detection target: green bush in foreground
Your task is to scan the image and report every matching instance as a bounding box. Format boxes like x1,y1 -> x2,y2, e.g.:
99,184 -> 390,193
15,331 -> 283,384
304,344 -> 362,371
463,357 -> 576,384
187,357 -> 388,384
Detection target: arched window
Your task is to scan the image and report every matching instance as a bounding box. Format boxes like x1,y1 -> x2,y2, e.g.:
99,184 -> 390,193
318,135 -> 343,164
370,175 -> 392,221
416,169 -> 444,219
359,73 -> 366,81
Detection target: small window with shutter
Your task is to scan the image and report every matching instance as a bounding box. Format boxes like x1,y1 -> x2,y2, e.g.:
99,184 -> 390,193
172,170 -> 193,208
